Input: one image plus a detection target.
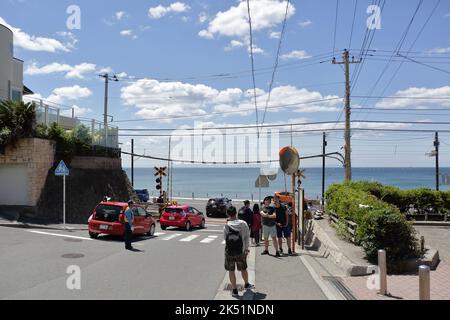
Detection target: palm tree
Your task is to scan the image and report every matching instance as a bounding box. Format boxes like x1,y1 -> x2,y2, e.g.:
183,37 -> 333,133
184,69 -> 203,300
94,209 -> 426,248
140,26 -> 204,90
0,100 -> 36,148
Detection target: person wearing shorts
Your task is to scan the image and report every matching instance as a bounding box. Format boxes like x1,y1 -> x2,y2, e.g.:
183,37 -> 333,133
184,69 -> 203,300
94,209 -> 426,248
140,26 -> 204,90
224,206 -> 254,297
274,195 -> 292,255
260,196 -> 280,257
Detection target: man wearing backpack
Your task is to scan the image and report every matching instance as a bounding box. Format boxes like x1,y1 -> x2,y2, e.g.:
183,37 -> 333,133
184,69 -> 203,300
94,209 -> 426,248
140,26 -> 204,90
224,206 -> 254,297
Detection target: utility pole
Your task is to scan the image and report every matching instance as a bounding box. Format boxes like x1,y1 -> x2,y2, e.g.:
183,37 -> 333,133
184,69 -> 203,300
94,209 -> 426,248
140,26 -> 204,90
131,139 -> 134,188
332,49 -> 360,181
99,73 -> 118,148
322,132 -> 327,209
434,132 -> 439,191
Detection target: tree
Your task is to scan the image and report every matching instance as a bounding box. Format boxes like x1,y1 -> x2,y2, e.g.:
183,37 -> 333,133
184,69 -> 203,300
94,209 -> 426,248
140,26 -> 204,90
0,100 -> 36,148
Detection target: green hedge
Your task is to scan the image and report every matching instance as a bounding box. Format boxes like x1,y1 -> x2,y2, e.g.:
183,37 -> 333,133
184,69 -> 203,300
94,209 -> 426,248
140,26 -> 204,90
325,183 -> 418,271
345,181 -> 448,214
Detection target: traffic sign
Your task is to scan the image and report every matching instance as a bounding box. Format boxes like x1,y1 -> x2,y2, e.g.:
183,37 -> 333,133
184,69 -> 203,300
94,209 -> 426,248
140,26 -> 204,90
55,160 -> 70,176
154,166 -> 167,176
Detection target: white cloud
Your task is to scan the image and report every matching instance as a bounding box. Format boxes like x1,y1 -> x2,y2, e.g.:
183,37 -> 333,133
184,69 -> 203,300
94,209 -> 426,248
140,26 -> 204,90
149,2 -> 191,19
298,20 -> 312,28
198,0 -> 295,39
376,86 -> 450,108
427,46 -> 450,54
60,105 -> 93,117
56,31 -> 78,50
120,79 -> 341,121
25,62 -> 97,79
120,30 -> 137,39
47,85 -> 93,105
198,12 -> 208,24
0,17 -> 70,52
280,50 -> 311,60
269,31 -> 281,39
225,40 -> 244,51
115,11 -> 127,20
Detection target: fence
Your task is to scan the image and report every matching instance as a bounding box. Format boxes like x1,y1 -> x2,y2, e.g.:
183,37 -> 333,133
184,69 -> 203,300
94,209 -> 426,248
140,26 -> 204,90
34,100 -> 118,149
329,212 -> 358,243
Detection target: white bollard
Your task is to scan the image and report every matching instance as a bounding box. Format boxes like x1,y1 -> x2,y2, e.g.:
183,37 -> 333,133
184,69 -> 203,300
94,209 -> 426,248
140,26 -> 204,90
419,265 -> 430,300
378,249 -> 387,295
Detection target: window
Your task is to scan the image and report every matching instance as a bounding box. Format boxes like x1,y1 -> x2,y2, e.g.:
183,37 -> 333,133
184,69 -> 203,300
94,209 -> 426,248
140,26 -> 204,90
12,90 -> 22,102
137,207 -> 147,216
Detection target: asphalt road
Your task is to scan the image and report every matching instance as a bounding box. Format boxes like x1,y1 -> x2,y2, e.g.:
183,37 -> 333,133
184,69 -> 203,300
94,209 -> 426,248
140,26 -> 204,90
0,223 -> 227,300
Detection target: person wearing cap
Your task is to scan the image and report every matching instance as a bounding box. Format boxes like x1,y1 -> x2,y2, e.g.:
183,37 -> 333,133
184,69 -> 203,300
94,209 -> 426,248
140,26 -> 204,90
124,200 -> 135,250
238,200 -> 253,229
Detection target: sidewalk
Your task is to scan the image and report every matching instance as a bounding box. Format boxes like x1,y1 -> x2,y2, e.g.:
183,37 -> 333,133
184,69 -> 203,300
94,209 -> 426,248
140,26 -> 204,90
342,262 -> 450,300
0,218 -> 87,231
252,241 -> 328,300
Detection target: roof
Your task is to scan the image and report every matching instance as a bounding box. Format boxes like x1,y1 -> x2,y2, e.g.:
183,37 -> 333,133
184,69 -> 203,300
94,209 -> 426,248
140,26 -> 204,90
23,85 -> 34,95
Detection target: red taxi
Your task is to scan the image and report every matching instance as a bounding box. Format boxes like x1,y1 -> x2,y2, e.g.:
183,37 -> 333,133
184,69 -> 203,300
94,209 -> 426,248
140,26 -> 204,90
88,202 -> 156,239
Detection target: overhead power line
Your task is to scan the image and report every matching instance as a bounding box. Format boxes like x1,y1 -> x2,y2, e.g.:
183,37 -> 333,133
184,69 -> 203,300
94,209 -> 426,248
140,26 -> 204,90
246,0 -> 259,136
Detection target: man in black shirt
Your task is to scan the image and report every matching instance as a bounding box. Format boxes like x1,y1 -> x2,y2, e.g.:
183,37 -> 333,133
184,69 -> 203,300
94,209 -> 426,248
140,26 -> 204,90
274,195 -> 292,255
238,200 -> 253,228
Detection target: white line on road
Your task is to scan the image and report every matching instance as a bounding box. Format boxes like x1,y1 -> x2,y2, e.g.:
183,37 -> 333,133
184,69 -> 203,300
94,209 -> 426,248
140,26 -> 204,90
179,235 -> 200,242
221,240 -> 225,245
160,233 -> 182,241
154,232 -> 166,236
26,230 -> 93,241
200,235 -> 218,243
198,229 -> 223,233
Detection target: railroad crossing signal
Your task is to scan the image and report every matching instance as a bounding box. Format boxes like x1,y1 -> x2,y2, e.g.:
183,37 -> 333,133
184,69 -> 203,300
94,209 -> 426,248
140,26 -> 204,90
154,167 -> 167,176
156,177 -> 162,190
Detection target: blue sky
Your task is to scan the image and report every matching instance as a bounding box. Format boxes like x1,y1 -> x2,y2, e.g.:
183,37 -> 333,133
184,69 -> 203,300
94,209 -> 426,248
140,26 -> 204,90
1,0 -> 450,168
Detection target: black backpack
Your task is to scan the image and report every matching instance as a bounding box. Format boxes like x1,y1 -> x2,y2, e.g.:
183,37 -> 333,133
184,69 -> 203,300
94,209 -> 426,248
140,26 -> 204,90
225,226 -> 243,256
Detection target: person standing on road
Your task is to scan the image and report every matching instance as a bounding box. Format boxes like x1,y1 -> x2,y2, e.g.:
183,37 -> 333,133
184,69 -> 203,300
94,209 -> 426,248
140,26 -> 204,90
238,200 -> 253,229
260,196 -> 280,257
224,206 -> 254,297
251,203 -> 262,246
124,200 -> 135,250
274,195 -> 292,255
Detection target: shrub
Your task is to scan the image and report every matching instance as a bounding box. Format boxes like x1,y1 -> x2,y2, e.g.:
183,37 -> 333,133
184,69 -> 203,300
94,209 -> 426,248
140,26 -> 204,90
357,209 -> 418,272
71,124 -> 92,145
0,100 -> 36,148
326,182 -> 419,271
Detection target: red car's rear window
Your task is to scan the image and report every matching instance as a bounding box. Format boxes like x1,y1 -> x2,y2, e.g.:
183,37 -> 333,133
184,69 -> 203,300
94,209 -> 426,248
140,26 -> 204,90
165,208 -> 183,214
96,204 -> 123,215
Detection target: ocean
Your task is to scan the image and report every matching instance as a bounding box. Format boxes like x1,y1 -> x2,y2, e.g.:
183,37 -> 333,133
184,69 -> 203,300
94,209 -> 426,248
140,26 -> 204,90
124,167 -> 450,201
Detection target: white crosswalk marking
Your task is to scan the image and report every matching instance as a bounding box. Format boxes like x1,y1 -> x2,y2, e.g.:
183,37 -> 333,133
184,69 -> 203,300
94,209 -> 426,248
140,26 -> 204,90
161,233 -> 182,241
200,235 -> 218,244
154,232 -> 166,236
179,235 -> 200,242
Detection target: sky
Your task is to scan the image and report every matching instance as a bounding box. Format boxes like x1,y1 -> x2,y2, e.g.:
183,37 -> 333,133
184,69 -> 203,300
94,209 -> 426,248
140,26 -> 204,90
1,0 -> 450,169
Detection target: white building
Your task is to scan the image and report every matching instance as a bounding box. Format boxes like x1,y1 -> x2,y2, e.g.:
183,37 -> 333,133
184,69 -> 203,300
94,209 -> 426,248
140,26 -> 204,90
0,23 -> 32,101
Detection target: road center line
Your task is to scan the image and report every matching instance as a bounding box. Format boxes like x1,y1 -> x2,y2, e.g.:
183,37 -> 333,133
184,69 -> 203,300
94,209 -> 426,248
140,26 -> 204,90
26,230 -> 93,241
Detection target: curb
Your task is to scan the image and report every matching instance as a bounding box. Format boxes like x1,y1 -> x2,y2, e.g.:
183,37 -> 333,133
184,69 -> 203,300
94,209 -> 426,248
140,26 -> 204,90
0,223 -> 88,231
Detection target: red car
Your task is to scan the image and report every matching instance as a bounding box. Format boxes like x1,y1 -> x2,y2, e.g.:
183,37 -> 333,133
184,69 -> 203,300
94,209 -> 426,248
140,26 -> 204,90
88,202 -> 156,239
160,205 -> 205,231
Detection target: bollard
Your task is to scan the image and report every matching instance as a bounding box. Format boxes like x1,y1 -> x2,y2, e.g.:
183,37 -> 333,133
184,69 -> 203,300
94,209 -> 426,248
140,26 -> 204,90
378,249 -> 387,295
420,236 -> 425,254
419,265 -> 430,300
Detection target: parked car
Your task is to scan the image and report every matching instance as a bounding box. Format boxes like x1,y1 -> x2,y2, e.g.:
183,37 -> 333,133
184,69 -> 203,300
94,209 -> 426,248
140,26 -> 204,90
274,191 -> 294,205
135,189 -> 150,202
88,201 -> 156,239
159,205 -> 205,231
206,198 -> 232,217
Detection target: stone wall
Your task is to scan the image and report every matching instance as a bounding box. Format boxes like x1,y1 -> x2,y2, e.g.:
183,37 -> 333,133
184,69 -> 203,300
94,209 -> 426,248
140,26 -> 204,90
0,138 -> 55,206
70,156 -> 122,170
